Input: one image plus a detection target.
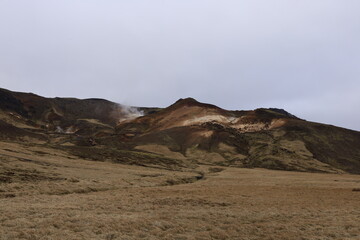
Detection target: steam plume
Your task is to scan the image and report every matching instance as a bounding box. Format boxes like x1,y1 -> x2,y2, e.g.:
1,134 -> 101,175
113,104 -> 144,123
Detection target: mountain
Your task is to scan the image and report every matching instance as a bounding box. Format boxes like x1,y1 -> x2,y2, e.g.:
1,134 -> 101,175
1,88 -> 359,173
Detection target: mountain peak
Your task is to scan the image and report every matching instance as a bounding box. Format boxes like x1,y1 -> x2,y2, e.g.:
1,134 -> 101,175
174,97 -> 199,105
171,97 -> 222,111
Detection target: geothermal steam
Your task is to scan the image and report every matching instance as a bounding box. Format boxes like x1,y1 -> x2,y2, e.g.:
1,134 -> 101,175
116,104 -> 144,123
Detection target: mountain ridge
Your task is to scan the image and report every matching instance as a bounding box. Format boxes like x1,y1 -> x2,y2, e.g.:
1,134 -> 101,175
0,88 -> 359,174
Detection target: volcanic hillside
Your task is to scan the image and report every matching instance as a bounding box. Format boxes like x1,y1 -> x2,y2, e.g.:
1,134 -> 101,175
0,88 -> 160,137
0,88 -> 359,174
116,98 -> 360,174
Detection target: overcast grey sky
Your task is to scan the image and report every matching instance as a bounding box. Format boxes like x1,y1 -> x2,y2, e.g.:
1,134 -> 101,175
0,1 -> 359,130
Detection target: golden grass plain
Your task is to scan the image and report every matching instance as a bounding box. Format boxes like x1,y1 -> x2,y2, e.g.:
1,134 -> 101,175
1,141 -> 360,240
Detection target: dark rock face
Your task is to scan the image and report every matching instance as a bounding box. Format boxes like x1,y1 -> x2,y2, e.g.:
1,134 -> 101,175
268,108 -> 299,119
0,88 -> 28,117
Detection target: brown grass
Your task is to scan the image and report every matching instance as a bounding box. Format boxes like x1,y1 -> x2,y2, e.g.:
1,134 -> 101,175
1,141 -> 360,240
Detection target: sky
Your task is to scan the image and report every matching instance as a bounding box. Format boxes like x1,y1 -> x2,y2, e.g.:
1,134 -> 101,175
0,0 -> 359,131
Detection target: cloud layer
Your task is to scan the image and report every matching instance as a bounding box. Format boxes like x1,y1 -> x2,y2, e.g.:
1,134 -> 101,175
0,0 -> 359,130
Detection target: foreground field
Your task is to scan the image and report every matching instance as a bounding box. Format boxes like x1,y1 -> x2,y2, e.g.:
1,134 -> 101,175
0,141 -> 360,240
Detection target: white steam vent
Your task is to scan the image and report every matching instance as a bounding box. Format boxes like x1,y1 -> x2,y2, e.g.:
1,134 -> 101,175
117,105 -> 144,123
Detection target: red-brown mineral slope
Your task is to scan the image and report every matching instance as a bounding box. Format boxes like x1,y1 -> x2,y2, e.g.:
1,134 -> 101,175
116,98 -> 360,174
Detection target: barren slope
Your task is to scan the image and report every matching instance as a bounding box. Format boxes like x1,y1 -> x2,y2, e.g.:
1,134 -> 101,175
116,98 -> 360,173
1,88 -> 359,174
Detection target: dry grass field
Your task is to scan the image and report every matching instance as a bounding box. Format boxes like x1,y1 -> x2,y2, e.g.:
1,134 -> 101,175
1,141 -> 360,240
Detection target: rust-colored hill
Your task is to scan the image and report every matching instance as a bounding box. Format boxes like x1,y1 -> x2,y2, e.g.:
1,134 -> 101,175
115,98 -> 360,173
1,88 -> 359,173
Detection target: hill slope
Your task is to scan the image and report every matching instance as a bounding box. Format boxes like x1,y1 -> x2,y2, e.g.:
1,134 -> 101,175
115,98 -> 360,173
0,88 -> 359,173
